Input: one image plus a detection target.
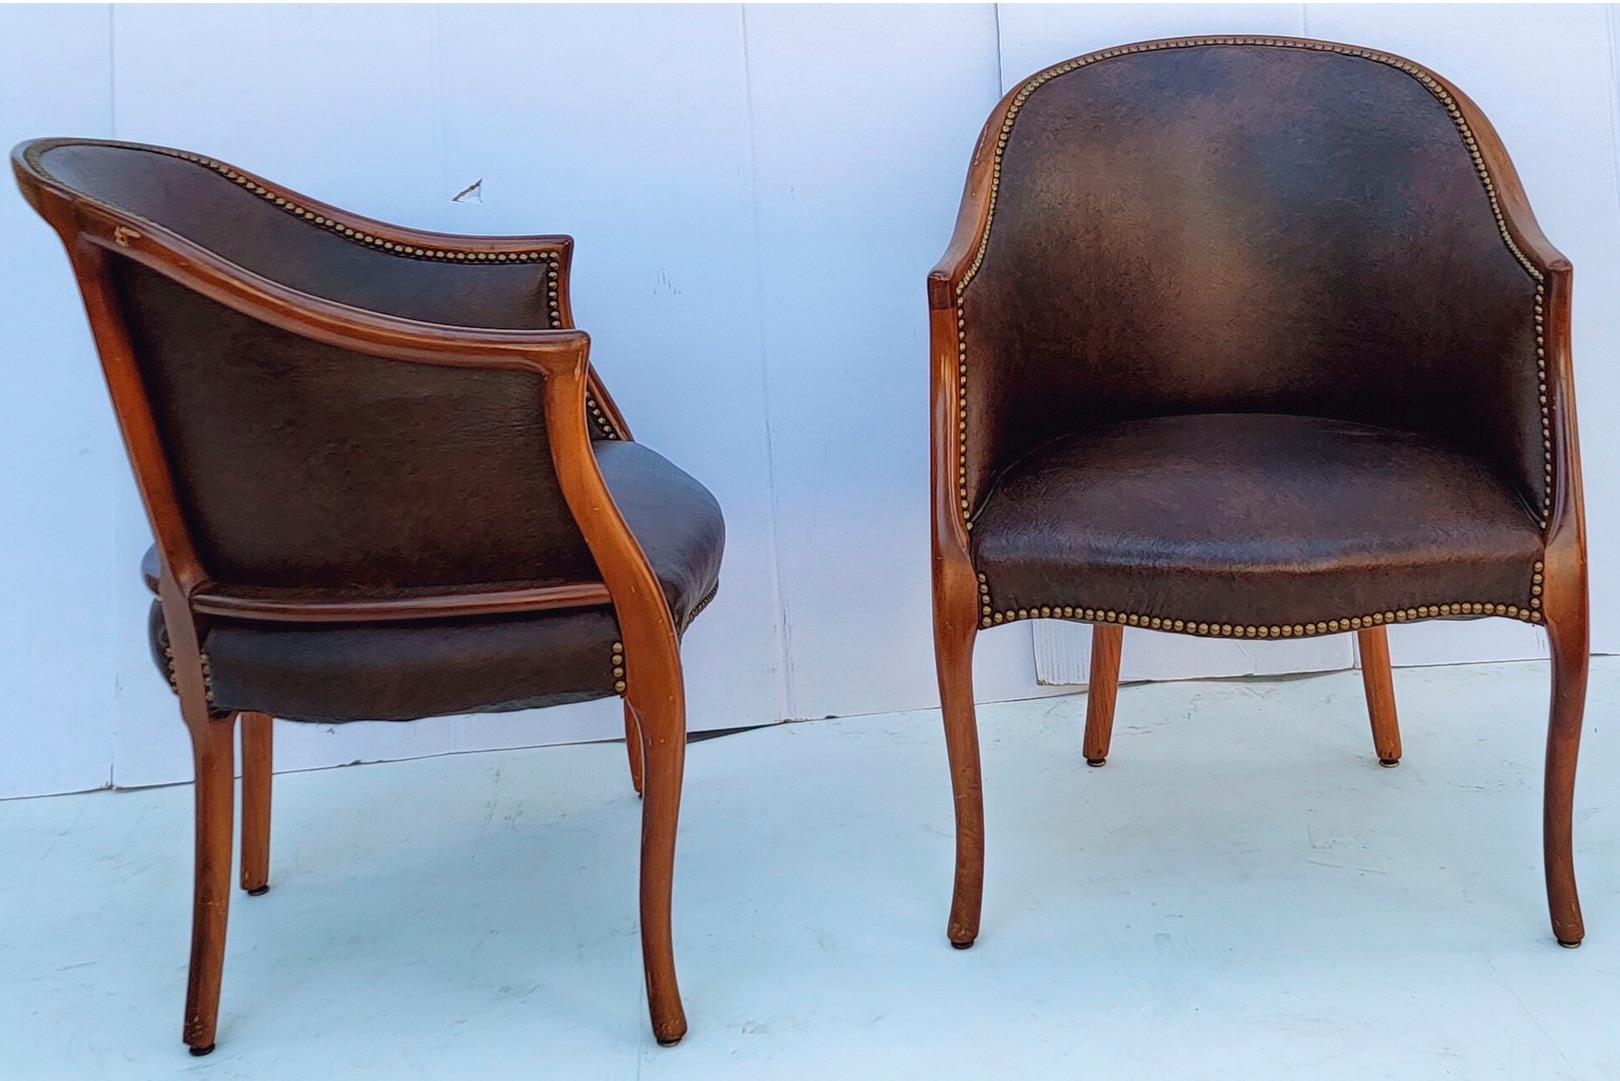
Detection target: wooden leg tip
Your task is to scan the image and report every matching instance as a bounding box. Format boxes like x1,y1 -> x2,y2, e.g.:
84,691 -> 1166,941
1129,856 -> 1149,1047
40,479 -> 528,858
1378,758 -> 1400,768
188,1045 -> 215,1057
652,1020 -> 687,1047
950,939 -> 975,950
245,884 -> 269,896
1557,938 -> 1583,949
1085,757 -> 1107,767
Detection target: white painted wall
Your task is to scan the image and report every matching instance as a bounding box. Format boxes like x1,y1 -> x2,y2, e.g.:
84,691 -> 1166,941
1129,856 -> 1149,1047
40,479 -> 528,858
2,4 -> 1615,797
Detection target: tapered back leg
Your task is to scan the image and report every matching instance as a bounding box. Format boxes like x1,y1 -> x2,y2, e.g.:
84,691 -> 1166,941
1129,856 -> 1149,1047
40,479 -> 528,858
1356,628 -> 1402,766
933,572 -> 984,948
182,709 -> 236,1054
1083,626 -> 1123,766
238,712 -> 273,894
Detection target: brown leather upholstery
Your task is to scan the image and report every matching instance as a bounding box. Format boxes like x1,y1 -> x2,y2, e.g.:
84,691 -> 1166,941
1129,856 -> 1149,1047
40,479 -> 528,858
954,40 -> 1547,633
144,441 -> 722,722
973,414 -> 1541,630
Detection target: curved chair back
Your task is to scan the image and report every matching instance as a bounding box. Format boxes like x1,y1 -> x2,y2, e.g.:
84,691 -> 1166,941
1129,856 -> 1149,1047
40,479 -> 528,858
954,39 -> 1547,514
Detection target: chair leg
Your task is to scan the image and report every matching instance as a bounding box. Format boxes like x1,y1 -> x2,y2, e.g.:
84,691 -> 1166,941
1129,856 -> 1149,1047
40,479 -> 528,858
624,701 -> 645,797
239,713 -> 273,895
1356,628 -> 1402,767
1544,602 -> 1588,948
183,710 -> 237,1055
1083,625 -> 1123,766
629,677 -> 687,1045
934,606 -> 984,949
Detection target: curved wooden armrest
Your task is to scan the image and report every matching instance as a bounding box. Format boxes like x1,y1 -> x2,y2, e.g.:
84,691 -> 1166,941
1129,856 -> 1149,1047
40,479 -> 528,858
928,82 -> 1019,310
76,214 -> 589,376
1439,81 -> 1569,276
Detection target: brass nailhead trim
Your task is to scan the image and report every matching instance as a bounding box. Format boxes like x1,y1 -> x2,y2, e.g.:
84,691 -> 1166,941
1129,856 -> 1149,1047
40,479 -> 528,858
979,597 -> 1543,634
682,583 -> 720,631
951,37 -> 1553,534
141,147 -> 621,440
147,147 -> 559,265
587,396 -> 621,440
607,581 -> 719,696
160,641 -> 217,704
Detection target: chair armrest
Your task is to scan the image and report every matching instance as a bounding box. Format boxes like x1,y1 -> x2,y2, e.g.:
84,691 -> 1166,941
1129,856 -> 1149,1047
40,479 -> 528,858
90,220 -> 590,374
1444,81 -> 1570,278
928,87 -> 1020,565
927,87 -> 1015,311
1443,77 -> 1579,548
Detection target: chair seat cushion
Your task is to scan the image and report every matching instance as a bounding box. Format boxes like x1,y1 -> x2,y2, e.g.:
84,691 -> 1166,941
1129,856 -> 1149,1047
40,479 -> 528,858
145,441 -> 723,722
971,414 -> 1544,634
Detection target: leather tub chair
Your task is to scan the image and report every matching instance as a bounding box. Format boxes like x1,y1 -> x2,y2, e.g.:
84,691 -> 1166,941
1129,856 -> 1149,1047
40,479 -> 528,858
928,38 -> 1588,951
14,138 -> 722,1051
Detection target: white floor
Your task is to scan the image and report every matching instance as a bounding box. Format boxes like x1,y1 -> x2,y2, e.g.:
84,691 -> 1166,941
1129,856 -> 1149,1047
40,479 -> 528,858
2,658 -> 1617,1080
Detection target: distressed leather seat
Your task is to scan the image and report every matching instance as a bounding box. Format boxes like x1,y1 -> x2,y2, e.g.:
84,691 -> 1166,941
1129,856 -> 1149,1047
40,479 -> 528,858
927,37 -> 1590,956
973,413 -> 1543,632
143,439 -> 722,722
16,136 -> 717,1050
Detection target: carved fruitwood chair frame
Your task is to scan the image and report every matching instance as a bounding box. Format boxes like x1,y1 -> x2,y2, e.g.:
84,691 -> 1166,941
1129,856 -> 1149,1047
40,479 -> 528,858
927,37 -> 1589,953
14,140 -> 693,1050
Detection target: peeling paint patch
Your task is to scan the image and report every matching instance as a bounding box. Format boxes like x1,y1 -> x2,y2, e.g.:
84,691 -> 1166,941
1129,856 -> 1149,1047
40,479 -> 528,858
451,178 -> 484,204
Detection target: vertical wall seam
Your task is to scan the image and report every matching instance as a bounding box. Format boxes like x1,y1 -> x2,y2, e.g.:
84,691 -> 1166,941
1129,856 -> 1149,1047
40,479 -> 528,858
992,3 -> 1005,92
104,0 -> 121,789
104,3 -> 116,134
1604,6 -> 1620,246
737,3 -> 796,725
428,4 -> 450,226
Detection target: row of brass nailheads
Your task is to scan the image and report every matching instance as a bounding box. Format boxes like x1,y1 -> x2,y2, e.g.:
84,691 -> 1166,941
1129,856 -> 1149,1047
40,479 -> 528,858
950,37 -> 1554,534
975,566 -> 1545,634
682,584 -> 719,631
148,146 -> 561,265
588,397 -> 620,439
611,640 -> 626,694
161,641 -> 217,704
140,147 -> 625,442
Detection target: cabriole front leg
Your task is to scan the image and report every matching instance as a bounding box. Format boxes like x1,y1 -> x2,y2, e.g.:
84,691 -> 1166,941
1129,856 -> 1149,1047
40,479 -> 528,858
1543,588 -> 1588,948
627,657 -> 688,1046
933,584 -> 984,949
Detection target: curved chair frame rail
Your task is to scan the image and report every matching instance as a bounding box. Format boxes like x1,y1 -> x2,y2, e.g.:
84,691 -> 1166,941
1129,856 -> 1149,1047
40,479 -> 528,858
925,37 -> 1589,955
13,137 -> 693,1049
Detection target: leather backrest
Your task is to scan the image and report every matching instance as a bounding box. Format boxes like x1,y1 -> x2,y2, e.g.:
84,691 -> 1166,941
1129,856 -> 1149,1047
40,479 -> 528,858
960,41 -> 1543,514
36,142 -> 597,590
35,143 -> 556,327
